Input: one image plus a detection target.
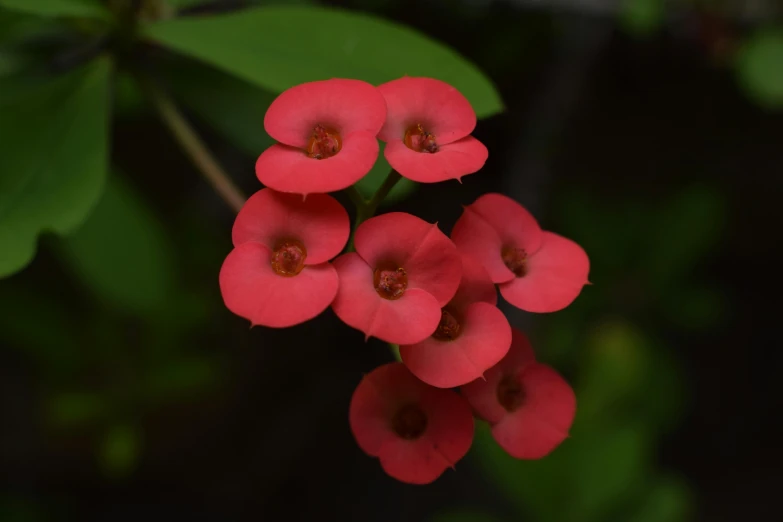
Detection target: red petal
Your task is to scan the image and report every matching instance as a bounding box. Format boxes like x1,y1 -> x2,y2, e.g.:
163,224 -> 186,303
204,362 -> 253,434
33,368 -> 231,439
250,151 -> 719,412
461,328 -> 537,423
349,362 -> 474,485
331,253 -> 442,344
499,231 -> 590,313
354,213 -> 461,306
491,363 -> 576,459
264,79 -> 386,148
467,193 -> 543,255
400,302 -> 512,388
377,77 -> 476,145
219,242 -> 338,327
449,254 -> 498,314
349,363 -> 422,457
451,206 -> 515,284
232,189 -> 349,264
255,131 -> 379,194
383,136 -> 487,183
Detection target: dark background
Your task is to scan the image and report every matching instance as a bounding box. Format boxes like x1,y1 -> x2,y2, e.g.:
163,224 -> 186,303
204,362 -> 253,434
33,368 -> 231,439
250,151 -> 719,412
1,0 -> 782,521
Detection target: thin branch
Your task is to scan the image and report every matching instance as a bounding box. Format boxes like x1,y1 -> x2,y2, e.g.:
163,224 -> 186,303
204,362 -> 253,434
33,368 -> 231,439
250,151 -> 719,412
139,74 -> 246,213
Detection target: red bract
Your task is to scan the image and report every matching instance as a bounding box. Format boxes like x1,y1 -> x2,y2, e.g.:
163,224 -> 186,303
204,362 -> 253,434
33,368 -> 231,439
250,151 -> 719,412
461,328 -> 576,459
451,193 -> 590,313
331,212 -> 462,345
350,362 -> 474,484
255,79 -> 386,195
399,255 -> 511,388
376,77 -> 488,183
219,189 -> 349,327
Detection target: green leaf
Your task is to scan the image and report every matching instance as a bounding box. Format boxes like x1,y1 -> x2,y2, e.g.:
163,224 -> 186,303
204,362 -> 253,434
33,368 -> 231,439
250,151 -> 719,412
736,27 -> 783,109
473,418 -> 652,522
643,185 -> 725,287
0,279 -> 81,372
159,57 -> 275,156
0,0 -> 107,19
627,476 -> 692,522
47,392 -> 108,427
56,174 -> 175,316
354,142 -> 417,204
143,5 -> 503,118
577,320 -> 651,422
0,56 -> 111,278
664,285 -> 726,331
0,9 -> 53,47
99,423 -> 140,478
619,0 -> 665,38
143,356 -> 217,401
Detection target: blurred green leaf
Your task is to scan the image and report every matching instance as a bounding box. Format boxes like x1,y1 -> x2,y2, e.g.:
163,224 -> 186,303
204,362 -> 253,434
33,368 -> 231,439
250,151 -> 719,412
160,58 -> 275,156
166,0 -> 205,9
567,423 -> 651,522
0,0 -> 106,19
644,185 -> 724,288
56,174 -> 175,316
99,423 -> 140,478
0,280 -> 81,373
619,0 -> 665,38
354,142 -> 417,204
627,476 -> 692,522
577,320 -> 650,422
578,319 -> 685,434
143,356 -> 217,401
0,56 -> 111,277
736,27 -> 783,109
47,392 -> 107,427
143,5 -> 503,118
0,496 -> 46,522
113,70 -> 146,119
0,8 -> 53,46
664,285 -> 726,331
473,416 -> 652,522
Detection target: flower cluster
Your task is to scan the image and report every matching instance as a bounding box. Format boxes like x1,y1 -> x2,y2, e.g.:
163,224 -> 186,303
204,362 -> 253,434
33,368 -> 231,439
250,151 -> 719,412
219,77 -> 589,484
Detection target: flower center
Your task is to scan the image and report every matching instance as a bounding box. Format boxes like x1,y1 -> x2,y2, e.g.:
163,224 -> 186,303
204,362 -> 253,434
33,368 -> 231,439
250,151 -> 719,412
391,404 -> 428,440
373,262 -> 408,300
403,123 -> 439,153
496,374 -> 525,412
270,239 -> 307,277
305,124 -> 342,159
501,246 -> 528,277
432,309 -> 462,341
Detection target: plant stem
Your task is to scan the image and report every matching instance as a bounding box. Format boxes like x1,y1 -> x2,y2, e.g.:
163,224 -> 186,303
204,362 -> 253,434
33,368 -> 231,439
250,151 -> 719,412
345,170 -> 402,251
140,76 -> 246,213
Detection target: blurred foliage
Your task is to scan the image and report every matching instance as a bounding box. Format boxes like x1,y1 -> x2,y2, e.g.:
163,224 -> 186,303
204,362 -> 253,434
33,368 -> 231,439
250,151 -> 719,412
0,0 -> 107,19
100,423 -> 141,478
619,0 -> 665,38
57,174 -> 176,316
0,56 -> 111,277
736,27 -> 783,109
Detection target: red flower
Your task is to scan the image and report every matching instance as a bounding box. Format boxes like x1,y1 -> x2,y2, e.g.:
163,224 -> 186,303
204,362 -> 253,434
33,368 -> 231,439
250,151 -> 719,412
399,255 -> 512,388
255,79 -> 386,195
451,193 -> 590,313
461,328 -> 576,459
331,212 -> 462,345
350,362 -> 474,484
376,77 -> 488,183
219,188 -> 349,327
